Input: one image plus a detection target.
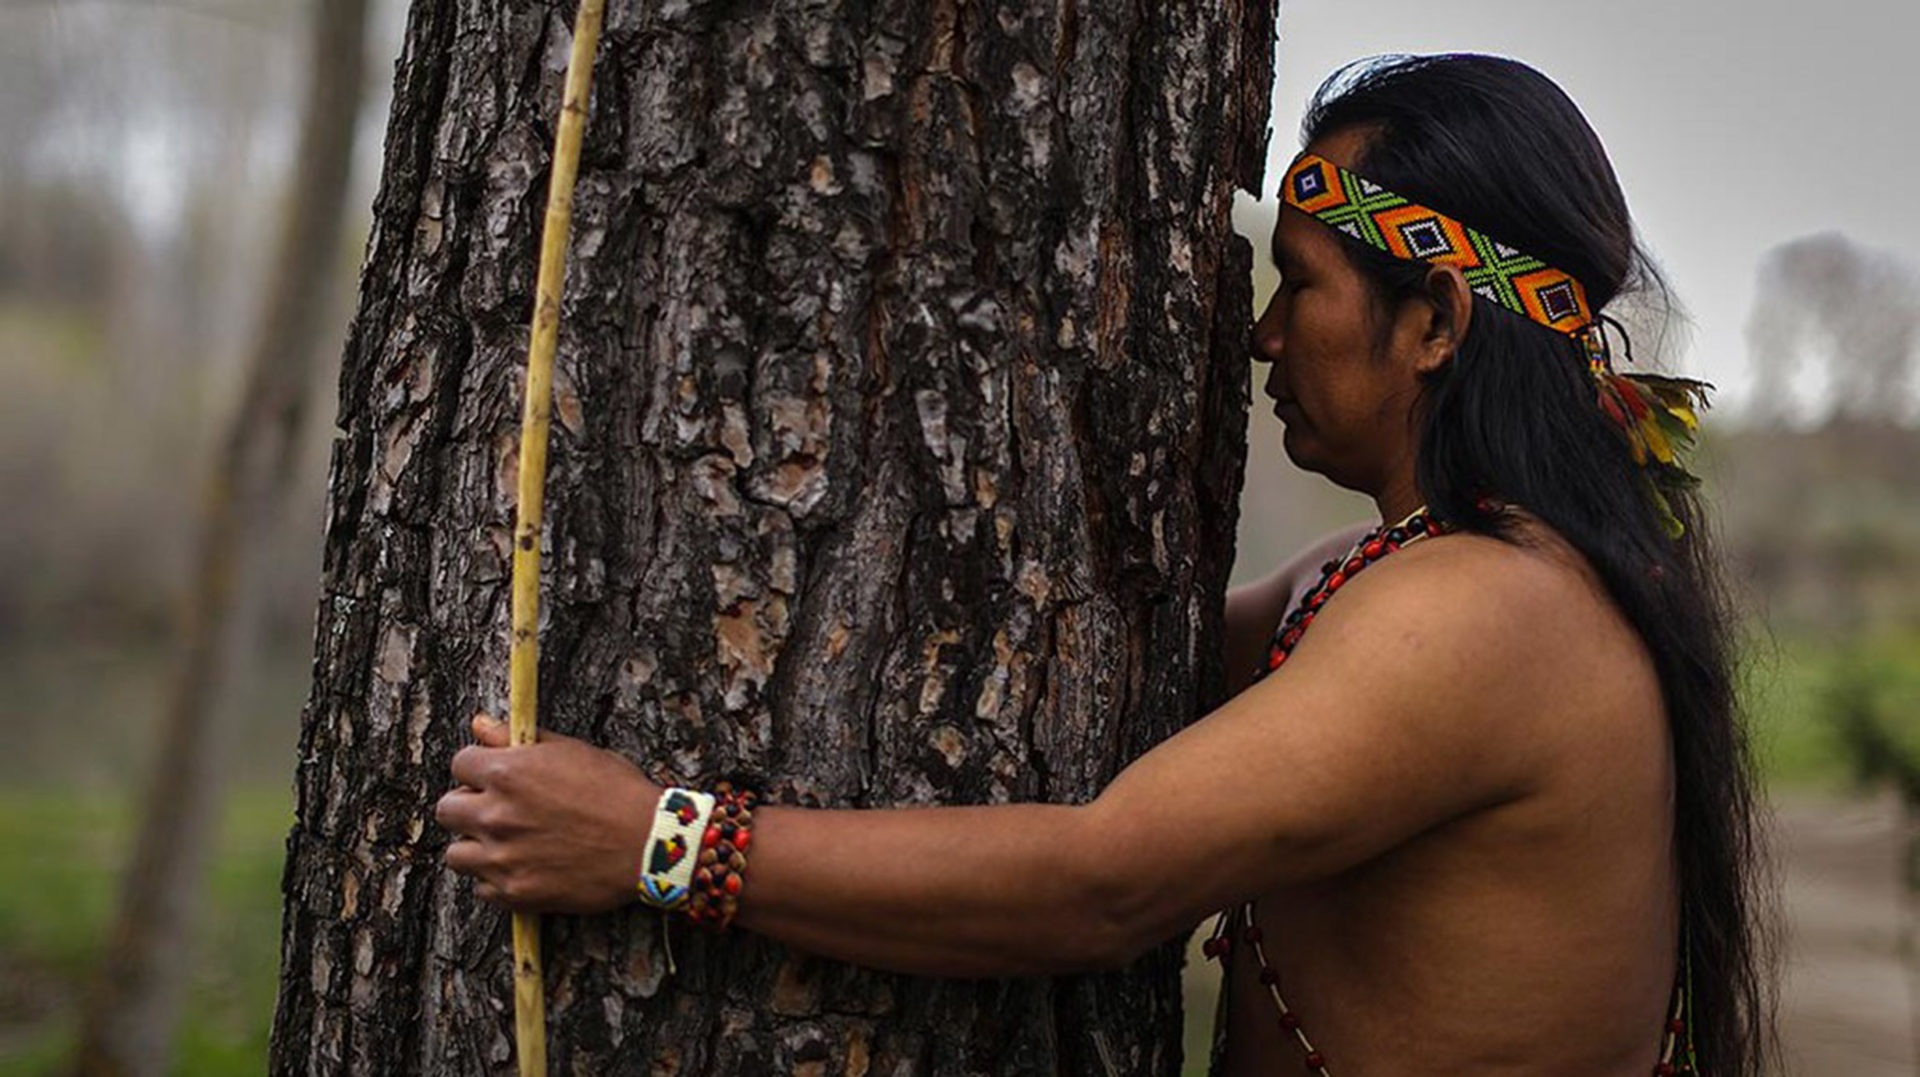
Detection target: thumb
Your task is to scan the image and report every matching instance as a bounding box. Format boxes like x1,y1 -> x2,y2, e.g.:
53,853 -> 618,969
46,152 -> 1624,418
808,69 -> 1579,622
471,712 -> 564,746
470,712 -> 512,747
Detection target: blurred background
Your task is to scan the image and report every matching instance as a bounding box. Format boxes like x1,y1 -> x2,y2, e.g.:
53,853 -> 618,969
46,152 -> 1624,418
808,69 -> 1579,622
1,0 -> 1914,1074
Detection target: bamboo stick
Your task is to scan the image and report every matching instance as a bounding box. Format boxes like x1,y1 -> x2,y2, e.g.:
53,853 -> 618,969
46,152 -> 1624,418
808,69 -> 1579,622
509,0 -> 608,1073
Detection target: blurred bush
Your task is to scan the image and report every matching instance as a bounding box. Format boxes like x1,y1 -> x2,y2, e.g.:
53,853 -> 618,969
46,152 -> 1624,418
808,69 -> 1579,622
1822,631 -> 1920,803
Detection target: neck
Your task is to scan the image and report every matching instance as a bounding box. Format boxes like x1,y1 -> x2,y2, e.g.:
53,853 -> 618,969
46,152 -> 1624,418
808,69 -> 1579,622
1371,468 -> 1423,526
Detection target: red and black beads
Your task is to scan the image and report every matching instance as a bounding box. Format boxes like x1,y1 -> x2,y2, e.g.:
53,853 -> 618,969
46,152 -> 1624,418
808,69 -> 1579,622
1205,902 -> 1331,1075
688,781 -> 759,930
1263,510 -> 1443,676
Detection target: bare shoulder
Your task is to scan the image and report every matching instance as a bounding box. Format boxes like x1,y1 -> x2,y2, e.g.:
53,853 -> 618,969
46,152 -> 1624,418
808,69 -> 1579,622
1087,514 -> 1667,894
1285,515 -> 1661,762
1316,516 -> 1633,659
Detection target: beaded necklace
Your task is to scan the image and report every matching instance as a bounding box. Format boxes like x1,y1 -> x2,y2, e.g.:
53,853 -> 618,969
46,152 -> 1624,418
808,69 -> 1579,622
1201,506 -> 1700,1076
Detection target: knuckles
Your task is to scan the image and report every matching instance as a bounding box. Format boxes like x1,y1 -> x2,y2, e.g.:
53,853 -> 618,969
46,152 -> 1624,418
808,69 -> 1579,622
482,753 -> 515,790
475,800 -> 513,835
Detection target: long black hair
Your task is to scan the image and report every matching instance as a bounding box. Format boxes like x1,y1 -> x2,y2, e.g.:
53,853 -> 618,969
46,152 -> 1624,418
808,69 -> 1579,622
1302,54 -> 1775,1074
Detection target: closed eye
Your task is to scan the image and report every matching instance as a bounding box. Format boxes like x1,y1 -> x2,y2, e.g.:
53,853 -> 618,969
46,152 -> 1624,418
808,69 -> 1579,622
1270,237 -> 1305,290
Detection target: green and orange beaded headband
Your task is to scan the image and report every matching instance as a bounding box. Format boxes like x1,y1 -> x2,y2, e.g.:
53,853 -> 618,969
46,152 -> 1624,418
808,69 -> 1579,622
1281,151 -> 1715,537
1282,153 -> 1596,335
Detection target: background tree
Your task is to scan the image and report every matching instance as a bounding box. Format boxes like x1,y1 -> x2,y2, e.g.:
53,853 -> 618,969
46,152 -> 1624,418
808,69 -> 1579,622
72,1 -> 372,1073
270,0 -> 1275,1072
1745,232 -> 1920,429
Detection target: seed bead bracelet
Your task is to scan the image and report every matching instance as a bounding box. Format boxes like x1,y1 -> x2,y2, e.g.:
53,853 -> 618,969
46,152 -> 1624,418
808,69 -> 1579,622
636,787 -> 718,911
688,781 -> 758,931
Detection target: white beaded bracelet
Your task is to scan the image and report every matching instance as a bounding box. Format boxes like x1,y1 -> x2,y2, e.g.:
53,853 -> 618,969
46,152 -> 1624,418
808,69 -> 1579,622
636,787 -> 716,910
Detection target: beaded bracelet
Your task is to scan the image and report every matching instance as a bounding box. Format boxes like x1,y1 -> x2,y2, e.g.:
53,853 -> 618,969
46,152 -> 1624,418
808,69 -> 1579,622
687,781 -> 758,931
636,788 -> 716,911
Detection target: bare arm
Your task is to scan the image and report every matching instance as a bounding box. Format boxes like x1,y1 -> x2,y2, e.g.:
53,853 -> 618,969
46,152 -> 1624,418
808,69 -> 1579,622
440,721 -> 1121,975
440,534 -> 1585,978
738,802 -> 1116,975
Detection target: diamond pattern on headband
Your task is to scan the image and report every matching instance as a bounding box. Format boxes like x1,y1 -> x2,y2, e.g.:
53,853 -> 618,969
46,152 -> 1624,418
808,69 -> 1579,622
1375,204 -> 1478,266
1290,164 -> 1327,201
1509,268 -> 1590,332
1280,153 -> 1594,335
1287,157 -> 1349,215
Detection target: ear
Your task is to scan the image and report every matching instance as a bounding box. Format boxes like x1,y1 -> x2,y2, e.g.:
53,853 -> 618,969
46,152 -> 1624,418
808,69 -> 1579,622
1413,264 -> 1474,374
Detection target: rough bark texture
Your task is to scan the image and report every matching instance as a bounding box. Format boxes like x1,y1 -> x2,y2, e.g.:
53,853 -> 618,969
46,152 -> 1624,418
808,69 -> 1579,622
271,0 -> 1274,1073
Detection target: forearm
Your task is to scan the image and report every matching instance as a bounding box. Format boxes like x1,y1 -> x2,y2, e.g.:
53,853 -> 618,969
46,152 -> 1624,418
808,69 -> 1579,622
730,801 -> 1141,978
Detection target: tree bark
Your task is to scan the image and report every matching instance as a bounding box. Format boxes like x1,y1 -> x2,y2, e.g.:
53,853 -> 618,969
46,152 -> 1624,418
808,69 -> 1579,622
71,2 -> 370,1074
270,0 -> 1274,1073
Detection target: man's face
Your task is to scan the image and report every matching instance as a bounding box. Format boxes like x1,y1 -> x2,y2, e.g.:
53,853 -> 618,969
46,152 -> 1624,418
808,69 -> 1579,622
1253,131 -> 1428,495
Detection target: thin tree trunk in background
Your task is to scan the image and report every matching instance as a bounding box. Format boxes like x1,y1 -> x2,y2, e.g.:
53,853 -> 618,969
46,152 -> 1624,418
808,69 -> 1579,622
270,0 -> 1274,1072
73,0 -> 369,1073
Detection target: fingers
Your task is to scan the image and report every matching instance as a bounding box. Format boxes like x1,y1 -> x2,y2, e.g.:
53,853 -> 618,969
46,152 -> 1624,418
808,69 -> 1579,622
449,744 -> 505,789
443,834 -> 490,876
434,785 -> 487,835
448,733 -> 573,791
444,839 -> 519,909
439,738 -> 527,911
444,840 -> 521,910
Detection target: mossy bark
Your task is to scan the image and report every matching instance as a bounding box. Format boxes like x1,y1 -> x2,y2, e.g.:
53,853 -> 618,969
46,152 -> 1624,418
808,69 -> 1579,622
270,0 -> 1274,1072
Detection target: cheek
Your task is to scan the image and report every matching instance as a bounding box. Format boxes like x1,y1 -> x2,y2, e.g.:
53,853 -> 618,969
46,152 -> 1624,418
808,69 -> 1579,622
1285,296 -> 1366,406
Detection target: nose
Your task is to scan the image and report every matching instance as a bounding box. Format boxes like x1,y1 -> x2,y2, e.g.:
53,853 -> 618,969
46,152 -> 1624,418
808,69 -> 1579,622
1252,290 -> 1285,365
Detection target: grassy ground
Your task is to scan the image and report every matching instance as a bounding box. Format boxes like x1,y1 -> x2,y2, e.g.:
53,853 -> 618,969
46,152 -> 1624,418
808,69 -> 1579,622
0,637 -> 301,1076
0,632 -> 1897,1075
0,789 -> 290,1076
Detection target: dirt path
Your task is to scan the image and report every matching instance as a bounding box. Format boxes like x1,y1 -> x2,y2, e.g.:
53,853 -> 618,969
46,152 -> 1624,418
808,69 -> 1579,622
1774,791 -> 1916,1074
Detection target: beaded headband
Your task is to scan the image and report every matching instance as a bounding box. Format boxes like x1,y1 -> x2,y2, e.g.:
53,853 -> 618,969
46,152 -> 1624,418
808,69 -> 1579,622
1282,153 -> 1596,335
1279,152 -> 1714,537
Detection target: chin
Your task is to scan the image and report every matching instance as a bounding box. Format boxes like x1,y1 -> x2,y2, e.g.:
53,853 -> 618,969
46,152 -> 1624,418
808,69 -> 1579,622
1279,427 -> 1366,494
1279,424 -> 1325,475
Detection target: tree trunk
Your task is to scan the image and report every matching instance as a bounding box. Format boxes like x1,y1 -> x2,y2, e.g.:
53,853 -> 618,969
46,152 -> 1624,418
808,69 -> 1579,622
270,0 -> 1273,1073
72,2 -> 370,1074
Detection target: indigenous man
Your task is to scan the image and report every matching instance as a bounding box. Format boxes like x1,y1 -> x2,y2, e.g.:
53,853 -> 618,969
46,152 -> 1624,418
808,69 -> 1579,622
438,54 -> 1772,1076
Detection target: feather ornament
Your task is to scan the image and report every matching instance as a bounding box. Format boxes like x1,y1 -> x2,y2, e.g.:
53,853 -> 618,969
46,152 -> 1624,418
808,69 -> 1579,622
1590,367 -> 1714,537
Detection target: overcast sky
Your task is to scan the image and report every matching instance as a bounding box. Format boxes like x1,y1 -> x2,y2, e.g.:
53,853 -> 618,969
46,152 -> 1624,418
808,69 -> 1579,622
1245,0 -> 1920,417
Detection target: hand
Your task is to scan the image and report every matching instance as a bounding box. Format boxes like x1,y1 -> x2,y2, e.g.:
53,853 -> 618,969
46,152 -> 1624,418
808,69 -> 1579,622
435,714 -> 662,914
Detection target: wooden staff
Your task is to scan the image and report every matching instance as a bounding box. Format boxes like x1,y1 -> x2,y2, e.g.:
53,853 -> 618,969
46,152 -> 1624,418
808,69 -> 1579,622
508,0 -> 608,1072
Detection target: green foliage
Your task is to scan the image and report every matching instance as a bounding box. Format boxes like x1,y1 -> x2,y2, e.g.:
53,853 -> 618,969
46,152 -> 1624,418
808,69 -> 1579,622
0,790 -> 290,1077
1818,631 -> 1920,802
1742,630 -> 1920,795
1742,638 -> 1857,790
